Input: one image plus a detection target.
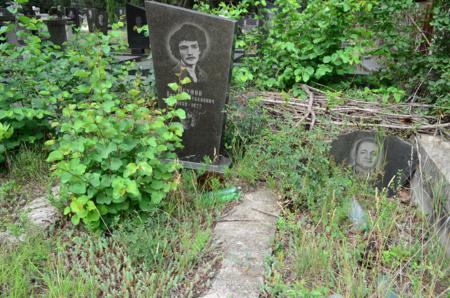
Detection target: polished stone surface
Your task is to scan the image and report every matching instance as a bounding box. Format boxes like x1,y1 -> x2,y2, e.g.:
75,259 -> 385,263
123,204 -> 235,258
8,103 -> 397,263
331,131 -> 417,196
65,7 -> 80,27
96,9 -> 108,34
45,19 -> 71,45
87,8 -> 107,34
145,1 -> 236,163
86,8 -> 96,32
126,3 -> 149,51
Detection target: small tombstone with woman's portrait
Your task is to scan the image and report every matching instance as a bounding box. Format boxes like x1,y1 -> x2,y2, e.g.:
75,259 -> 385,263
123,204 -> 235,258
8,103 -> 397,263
145,1 -> 236,168
331,131 -> 417,196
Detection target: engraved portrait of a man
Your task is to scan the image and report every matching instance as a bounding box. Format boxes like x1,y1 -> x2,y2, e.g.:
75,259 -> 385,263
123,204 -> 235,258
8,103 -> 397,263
169,24 -> 208,83
350,137 -> 383,176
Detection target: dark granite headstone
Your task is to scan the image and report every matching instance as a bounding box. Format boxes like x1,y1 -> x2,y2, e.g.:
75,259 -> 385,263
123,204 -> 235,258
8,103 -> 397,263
65,7 -> 80,27
95,9 -> 108,34
45,19 -> 71,45
86,8 -> 97,32
86,8 -> 107,34
331,131 -> 417,196
145,1 -> 236,170
126,3 -> 149,54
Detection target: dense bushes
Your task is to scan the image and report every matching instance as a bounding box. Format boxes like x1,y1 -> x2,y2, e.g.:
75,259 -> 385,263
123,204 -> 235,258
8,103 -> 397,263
1,11 -> 186,229
198,0 -> 449,107
0,13 -> 133,162
382,0 -> 449,114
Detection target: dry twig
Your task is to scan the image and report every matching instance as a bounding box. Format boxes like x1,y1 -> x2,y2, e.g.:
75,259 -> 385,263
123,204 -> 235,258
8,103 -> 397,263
236,85 -> 447,135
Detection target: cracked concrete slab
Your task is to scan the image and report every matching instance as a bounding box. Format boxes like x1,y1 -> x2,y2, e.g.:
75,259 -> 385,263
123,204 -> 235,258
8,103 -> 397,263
200,188 -> 280,298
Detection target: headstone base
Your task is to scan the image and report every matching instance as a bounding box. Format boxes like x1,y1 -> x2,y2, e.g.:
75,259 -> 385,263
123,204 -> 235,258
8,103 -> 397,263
170,156 -> 232,174
131,48 -> 146,55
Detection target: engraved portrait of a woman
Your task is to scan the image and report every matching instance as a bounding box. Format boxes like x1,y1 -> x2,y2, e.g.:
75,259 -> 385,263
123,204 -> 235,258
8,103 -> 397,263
350,137 -> 384,176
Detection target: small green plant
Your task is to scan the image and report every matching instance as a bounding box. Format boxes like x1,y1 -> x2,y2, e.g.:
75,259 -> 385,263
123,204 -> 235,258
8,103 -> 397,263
0,180 -> 19,202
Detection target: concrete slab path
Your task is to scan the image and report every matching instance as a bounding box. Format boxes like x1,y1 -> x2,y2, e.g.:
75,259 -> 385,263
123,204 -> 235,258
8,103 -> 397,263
200,188 -> 280,298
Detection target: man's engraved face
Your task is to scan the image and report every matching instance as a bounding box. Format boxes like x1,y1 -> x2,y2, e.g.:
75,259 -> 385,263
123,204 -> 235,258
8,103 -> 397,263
179,40 -> 200,66
356,140 -> 378,169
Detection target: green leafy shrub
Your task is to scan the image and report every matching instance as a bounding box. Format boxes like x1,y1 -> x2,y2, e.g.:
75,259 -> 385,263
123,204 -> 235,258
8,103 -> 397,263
0,7 -> 148,162
242,0 -> 375,90
47,74 -> 188,229
379,0 -> 450,113
0,15 -> 55,162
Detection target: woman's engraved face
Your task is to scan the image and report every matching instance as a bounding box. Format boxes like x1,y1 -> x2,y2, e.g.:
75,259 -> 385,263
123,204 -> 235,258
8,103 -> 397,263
356,140 -> 378,169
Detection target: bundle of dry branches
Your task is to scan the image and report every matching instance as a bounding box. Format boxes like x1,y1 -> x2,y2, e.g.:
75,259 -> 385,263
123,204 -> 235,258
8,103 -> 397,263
236,85 -> 449,135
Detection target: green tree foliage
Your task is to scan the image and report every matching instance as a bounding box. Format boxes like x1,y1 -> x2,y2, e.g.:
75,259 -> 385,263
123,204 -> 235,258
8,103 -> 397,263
379,0 -> 449,114
199,0 -> 448,107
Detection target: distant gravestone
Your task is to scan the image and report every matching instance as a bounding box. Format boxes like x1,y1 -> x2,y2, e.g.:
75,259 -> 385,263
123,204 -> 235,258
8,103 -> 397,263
126,3 -> 149,54
145,1 -> 236,171
237,14 -> 262,34
45,19 -> 72,45
86,8 -> 96,32
95,9 -> 108,34
331,131 -> 417,196
86,8 -> 107,34
65,7 -> 80,27
116,7 -> 125,19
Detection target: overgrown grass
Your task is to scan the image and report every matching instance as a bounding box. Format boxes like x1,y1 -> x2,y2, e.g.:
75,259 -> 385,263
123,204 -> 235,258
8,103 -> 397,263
0,231 -> 95,297
0,148 -> 226,297
228,112 -> 449,297
0,146 -> 51,233
2,103 -> 448,297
